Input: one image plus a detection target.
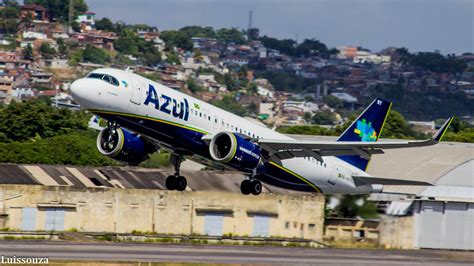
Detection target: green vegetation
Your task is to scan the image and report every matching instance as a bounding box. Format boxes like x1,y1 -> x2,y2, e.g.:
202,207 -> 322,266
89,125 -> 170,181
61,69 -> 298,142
23,44 -> 34,60
0,100 -> 88,142
366,83 -> 473,120
443,116 -> 474,143
25,0 -> 88,22
312,110 -> 336,125
332,195 -> 379,219
39,43 -> 56,59
56,37 -> 68,57
94,17 -> 115,32
396,48 -> 467,73
0,0 -> 20,35
114,29 -> 162,66
0,130 -> 118,165
260,36 -> 336,58
277,125 -> 336,136
160,30 -> 194,51
186,78 -> 204,93
323,95 -> 343,108
82,44 -> 110,64
0,100 -> 174,166
210,95 -> 249,116
256,71 -> 317,92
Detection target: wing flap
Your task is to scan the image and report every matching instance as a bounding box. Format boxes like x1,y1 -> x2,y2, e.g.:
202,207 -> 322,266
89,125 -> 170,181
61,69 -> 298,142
353,175 -> 433,187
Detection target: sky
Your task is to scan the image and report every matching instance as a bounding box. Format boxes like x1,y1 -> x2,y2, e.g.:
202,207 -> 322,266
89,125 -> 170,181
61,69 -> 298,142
86,0 -> 473,55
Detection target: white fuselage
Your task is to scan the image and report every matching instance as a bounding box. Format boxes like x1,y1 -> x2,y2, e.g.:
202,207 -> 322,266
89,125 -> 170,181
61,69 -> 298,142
71,68 -> 375,194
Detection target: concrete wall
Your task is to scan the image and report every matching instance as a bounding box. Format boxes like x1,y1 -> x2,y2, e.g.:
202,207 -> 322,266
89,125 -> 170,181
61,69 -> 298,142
0,185 -> 324,240
379,216 -> 415,249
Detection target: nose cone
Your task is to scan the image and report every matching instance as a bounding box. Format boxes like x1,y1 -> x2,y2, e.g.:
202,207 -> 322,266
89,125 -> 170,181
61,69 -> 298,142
70,78 -> 88,106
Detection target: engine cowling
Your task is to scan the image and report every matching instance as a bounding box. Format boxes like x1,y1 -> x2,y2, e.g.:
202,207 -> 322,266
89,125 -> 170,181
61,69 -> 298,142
209,132 -> 261,171
97,127 -> 152,165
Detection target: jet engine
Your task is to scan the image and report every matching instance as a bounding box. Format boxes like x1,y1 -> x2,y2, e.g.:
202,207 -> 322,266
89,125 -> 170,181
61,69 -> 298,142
97,127 -> 153,165
209,132 -> 261,171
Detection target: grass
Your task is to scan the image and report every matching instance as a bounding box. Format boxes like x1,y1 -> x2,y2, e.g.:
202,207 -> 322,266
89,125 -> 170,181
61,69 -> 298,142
3,236 -> 46,240
325,239 -> 380,249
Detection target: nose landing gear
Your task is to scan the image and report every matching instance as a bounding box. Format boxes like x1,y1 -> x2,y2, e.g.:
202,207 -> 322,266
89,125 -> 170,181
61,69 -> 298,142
165,154 -> 187,191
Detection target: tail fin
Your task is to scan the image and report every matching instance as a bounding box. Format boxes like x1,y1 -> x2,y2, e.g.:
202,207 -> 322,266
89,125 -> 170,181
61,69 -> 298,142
337,98 -> 392,170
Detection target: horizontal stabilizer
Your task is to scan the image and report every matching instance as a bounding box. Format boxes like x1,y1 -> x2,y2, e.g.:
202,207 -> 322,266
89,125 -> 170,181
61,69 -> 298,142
353,175 -> 433,187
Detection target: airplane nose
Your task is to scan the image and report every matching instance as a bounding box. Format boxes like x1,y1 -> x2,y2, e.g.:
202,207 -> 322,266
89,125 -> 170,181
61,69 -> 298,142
70,78 -> 87,103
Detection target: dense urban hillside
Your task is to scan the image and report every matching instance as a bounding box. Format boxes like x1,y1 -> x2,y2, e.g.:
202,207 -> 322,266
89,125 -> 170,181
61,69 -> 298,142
0,0 -> 472,167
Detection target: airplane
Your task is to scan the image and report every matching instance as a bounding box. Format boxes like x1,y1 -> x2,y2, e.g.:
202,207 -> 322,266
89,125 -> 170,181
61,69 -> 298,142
70,68 -> 453,195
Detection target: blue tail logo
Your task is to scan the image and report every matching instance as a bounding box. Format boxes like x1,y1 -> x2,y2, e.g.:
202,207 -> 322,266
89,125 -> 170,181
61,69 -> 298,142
354,119 -> 377,142
337,98 -> 391,170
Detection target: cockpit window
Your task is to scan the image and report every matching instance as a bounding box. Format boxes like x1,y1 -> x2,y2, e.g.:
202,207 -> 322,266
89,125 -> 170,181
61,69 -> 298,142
86,73 -> 120,86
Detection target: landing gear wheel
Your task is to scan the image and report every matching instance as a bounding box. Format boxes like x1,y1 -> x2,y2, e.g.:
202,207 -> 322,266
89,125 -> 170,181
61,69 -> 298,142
165,175 -> 176,190
175,176 -> 187,191
250,180 -> 262,195
240,179 -> 251,195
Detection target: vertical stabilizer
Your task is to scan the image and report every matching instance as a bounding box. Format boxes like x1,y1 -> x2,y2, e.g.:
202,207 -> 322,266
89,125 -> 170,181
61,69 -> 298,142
337,98 -> 392,170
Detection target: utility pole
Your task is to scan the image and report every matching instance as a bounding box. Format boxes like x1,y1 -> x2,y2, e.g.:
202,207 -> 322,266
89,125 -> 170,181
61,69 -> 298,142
68,0 -> 74,34
247,10 -> 253,41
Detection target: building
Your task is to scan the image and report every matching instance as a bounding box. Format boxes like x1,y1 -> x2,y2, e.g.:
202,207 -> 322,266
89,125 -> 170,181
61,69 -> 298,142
367,141 -> 474,251
20,4 -> 49,22
0,78 -> 13,104
324,218 -> 380,241
0,164 -> 324,241
76,11 -> 96,27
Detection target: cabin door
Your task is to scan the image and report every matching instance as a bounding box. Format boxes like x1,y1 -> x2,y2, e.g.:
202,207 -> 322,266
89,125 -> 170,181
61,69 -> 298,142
129,75 -> 142,105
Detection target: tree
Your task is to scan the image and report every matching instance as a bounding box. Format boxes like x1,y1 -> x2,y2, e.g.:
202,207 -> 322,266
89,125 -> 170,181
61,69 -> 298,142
295,38 -> 329,58
257,71 -> 315,92
186,78 -> 203,93
210,95 -> 248,116
160,30 -> 193,51
165,51 -> 181,65
113,29 -> 162,66
216,28 -> 246,44
322,95 -> 342,108
332,195 -> 378,219
0,100 -> 88,142
56,38 -> 68,57
179,26 -> 216,39
259,36 -> 296,55
68,49 -> 83,66
0,2 -> 20,34
23,44 -> 34,60
39,43 -> 56,59
25,0 -> 88,22
312,110 -> 335,125
95,17 -> 115,32
82,44 -> 110,64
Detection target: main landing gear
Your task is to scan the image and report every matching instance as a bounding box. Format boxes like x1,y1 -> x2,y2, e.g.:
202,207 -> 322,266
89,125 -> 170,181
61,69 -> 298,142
240,178 -> 262,196
165,154 -> 187,191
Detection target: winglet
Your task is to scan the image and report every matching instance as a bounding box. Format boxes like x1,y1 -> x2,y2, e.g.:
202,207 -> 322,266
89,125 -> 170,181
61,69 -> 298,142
432,117 -> 453,142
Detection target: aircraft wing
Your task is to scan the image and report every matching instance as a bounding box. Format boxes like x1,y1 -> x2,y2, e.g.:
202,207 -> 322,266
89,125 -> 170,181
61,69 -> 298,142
352,175 -> 433,187
258,117 -> 453,161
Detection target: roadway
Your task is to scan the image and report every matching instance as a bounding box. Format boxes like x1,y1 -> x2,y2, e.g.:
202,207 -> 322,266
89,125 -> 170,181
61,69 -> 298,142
0,240 -> 473,265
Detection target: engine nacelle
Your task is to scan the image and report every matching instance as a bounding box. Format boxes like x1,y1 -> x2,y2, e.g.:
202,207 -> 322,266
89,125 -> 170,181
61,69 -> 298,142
97,127 -> 152,165
209,132 -> 261,171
